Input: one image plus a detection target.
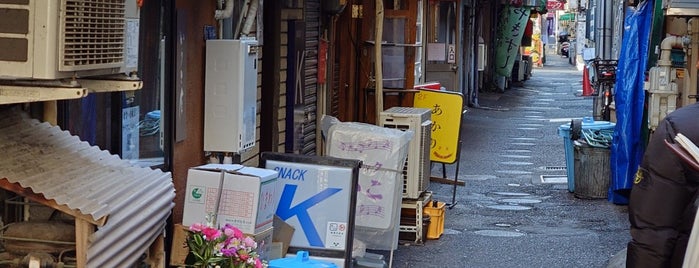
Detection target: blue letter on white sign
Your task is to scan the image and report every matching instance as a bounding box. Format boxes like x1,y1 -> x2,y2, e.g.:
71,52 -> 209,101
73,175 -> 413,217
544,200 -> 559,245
276,184 -> 342,247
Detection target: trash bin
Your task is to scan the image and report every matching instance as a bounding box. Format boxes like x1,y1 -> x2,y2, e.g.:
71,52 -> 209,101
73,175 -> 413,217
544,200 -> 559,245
573,142 -> 611,199
557,117 -> 615,192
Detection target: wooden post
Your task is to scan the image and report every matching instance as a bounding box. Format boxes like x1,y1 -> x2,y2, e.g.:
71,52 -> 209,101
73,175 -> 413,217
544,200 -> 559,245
75,218 -> 95,268
43,101 -> 57,125
374,0 -> 384,124
147,233 -> 166,268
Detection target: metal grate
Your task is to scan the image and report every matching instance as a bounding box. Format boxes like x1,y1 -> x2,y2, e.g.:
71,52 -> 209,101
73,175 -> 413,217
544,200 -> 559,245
59,0 -> 126,71
543,166 -> 567,171
418,122 -> 431,193
540,175 -> 567,184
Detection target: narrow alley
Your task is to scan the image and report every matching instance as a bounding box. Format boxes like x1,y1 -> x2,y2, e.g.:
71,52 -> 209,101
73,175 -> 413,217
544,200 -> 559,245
389,51 -> 630,267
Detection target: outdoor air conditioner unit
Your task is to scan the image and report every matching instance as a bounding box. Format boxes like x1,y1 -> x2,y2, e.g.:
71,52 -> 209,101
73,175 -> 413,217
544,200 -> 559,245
0,0 -> 139,80
380,107 -> 432,199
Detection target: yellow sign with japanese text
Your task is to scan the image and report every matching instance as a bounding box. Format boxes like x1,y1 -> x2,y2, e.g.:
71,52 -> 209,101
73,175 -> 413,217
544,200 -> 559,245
413,89 -> 464,164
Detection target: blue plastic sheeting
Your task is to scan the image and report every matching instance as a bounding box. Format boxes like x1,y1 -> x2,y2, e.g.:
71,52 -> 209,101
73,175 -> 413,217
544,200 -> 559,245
609,0 -> 654,204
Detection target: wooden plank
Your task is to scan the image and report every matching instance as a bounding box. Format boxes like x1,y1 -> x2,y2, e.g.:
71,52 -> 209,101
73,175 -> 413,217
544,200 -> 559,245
0,178 -> 107,226
0,84 -> 87,105
147,233 -> 166,268
429,176 -> 465,186
281,8 -> 304,20
374,0 -> 384,124
75,218 -> 95,268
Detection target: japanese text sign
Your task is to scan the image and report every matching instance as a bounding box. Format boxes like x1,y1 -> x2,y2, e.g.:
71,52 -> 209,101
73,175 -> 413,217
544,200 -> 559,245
413,89 -> 464,164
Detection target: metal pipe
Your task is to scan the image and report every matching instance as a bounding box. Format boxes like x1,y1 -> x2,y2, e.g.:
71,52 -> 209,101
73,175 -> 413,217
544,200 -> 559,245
685,18 -> 699,106
596,0 -> 614,59
215,0 -> 234,20
241,0 -> 259,36
1,235 -> 76,245
234,0 -> 252,39
658,35 -> 685,66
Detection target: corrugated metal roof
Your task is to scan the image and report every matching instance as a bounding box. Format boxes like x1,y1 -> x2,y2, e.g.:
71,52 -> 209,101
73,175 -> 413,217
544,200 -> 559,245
0,108 -> 175,267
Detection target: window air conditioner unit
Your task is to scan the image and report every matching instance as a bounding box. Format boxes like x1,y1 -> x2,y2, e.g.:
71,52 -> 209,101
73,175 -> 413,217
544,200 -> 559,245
380,107 -> 432,199
0,0 -> 139,80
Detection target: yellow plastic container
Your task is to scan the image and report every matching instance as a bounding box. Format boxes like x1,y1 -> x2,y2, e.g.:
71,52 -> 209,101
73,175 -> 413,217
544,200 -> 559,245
424,201 -> 445,239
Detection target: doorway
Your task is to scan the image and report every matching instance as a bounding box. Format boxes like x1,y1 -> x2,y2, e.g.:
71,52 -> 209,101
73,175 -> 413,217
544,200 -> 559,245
425,1 -> 459,92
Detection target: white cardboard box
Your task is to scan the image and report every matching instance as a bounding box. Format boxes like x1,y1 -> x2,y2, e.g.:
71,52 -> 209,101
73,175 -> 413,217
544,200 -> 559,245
183,164 -> 279,234
251,226 -> 274,261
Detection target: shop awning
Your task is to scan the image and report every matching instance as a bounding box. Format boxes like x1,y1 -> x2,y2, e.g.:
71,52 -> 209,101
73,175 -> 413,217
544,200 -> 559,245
0,107 -> 175,267
559,13 -> 575,21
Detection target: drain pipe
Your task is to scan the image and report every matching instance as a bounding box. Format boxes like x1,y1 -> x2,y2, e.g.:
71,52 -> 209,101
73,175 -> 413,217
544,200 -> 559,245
647,35 -> 687,130
658,35 -> 686,67
240,0 -> 259,36
215,0 -> 234,20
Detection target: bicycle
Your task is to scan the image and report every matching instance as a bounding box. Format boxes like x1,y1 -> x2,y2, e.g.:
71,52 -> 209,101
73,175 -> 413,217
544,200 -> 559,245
589,59 -> 618,121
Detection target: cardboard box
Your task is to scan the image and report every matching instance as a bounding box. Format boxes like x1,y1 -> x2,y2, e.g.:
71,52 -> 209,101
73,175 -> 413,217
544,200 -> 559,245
183,164 -> 279,234
169,224 -> 190,267
251,226 -> 274,261
272,215 -> 295,256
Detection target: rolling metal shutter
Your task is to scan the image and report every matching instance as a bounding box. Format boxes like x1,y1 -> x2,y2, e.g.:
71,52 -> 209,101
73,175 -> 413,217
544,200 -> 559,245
302,0 -> 320,155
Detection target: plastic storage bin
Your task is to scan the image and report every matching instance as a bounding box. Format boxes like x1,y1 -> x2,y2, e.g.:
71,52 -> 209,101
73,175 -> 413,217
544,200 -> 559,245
269,251 -> 338,268
557,117 -> 615,192
424,200 -> 446,239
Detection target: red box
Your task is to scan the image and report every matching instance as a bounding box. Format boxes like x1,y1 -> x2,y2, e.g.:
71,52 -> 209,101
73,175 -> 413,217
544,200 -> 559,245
414,82 -> 441,90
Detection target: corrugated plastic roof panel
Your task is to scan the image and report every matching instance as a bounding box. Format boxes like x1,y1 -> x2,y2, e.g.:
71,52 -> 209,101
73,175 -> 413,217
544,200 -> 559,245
0,108 -> 175,267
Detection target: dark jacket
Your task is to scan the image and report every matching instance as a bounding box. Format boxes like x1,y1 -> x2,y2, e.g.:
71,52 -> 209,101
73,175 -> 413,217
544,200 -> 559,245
627,103 -> 699,267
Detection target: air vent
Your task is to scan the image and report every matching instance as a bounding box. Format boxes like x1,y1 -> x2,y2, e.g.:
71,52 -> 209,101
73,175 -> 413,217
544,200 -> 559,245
59,0 -> 126,71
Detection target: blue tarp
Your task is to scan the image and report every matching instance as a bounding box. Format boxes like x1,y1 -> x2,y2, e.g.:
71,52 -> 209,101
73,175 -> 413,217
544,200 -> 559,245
609,0 -> 654,204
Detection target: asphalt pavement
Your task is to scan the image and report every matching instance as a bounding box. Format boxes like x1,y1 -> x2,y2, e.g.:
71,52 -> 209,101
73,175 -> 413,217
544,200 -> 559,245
385,51 -> 630,268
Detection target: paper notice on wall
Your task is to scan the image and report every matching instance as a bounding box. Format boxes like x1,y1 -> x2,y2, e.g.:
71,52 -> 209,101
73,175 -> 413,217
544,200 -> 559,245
125,19 -> 139,70
427,43 -> 446,61
325,221 -> 348,249
122,106 -> 139,160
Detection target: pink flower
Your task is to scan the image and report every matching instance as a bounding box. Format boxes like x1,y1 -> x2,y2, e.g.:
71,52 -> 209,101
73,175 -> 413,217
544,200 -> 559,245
243,237 -> 256,248
201,226 -> 222,241
186,222 -> 267,267
189,222 -> 205,232
223,224 -> 245,239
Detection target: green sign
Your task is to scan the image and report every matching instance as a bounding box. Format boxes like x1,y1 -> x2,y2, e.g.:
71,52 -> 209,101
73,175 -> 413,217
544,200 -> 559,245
495,6 -> 531,77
